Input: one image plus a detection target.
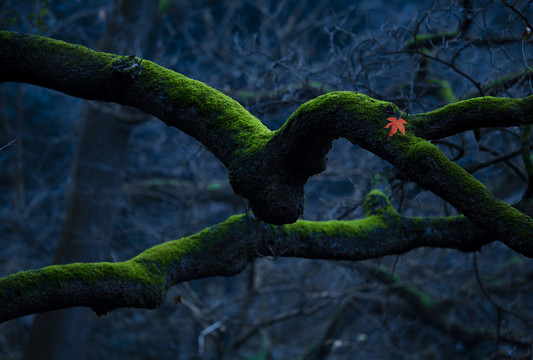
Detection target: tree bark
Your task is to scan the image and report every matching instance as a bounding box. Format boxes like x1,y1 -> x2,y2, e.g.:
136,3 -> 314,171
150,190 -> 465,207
0,192 -> 496,324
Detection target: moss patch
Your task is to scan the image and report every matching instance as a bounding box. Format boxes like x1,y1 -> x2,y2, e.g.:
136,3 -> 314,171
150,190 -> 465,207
413,96 -> 527,130
138,60 -> 274,160
281,215 -> 389,241
279,91 -> 397,134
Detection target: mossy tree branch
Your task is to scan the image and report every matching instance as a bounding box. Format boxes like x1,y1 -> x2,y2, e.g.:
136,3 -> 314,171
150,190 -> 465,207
1,30 -> 532,255
410,96 -> 533,139
0,190 -> 493,323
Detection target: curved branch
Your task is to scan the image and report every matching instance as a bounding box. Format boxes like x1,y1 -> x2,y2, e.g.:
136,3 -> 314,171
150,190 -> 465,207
1,31 -> 532,255
0,31 -> 272,166
278,94 -> 533,255
0,192 -> 493,324
411,96 -> 533,139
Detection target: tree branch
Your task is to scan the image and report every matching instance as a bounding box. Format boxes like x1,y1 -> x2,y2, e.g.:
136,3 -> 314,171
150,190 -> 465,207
0,31 -> 531,254
411,96 -> 533,139
0,190 -> 494,324
0,31 -> 272,166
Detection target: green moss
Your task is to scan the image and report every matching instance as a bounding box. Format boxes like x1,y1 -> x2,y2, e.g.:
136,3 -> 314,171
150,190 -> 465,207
24,32 -> 118,71
405,140 -> 486,196
133,227 -> 210,267
134,214 -> 250,265
240,91 -> 254,99
405,284 -> 433,307
404,139 -> 533,241
138,60 -> 273,159
281,215 -> 389,240
363,189 -> 398,218
463,71 -> 533,99
213,213 -> 250,232
206,183 -> 222,191
409,215 -> 464,233
486,200 -> 533,240
405,31 -> 460,50
415,96 -> 526,129
280,91 -> 397,138
465,326 -> 497,335
1,260 -> 165,301
1,215 -> 257,304
506,256 -> 522,265
426,77 -> 457,103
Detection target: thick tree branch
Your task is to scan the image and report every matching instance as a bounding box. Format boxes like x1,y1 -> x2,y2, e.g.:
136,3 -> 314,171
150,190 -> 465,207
0,31 -> 272,166
0,190 -> 493,323
0,31 -> 531,255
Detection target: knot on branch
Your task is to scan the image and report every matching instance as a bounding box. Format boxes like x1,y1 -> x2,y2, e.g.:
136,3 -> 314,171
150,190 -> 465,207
248,177 -> 304,225
229,169 -> 305,225
228,149 -> 308,225
363,190 -> 398,218
109,55 -> 143,79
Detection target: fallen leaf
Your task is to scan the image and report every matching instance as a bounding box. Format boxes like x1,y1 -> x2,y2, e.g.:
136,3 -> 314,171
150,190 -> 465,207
385,110 -> 407,139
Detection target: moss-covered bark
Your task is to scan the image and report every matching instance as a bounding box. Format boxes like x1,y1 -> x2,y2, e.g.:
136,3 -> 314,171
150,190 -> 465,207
1,31 -> 531,245
1,31 -> 532,321
0,191 -> 492,323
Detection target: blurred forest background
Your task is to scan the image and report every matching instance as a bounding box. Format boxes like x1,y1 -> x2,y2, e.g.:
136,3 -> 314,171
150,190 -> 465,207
1,0 -> 533,359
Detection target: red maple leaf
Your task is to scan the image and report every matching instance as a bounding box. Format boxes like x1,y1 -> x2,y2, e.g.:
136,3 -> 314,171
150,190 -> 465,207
385,107 -> 407,139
